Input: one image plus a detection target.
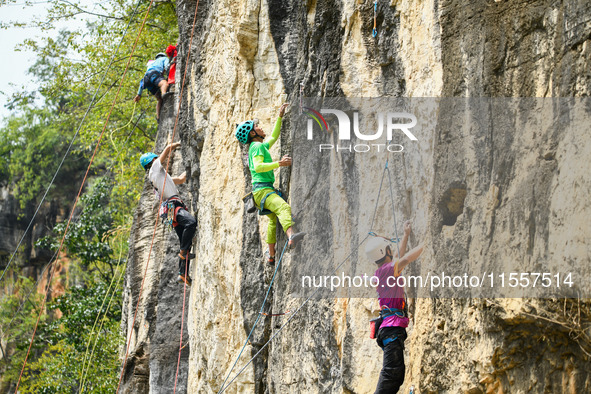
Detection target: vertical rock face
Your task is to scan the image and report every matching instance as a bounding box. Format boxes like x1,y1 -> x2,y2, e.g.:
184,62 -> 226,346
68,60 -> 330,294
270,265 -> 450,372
119,94 -> 191,393
120,0 -> 591,393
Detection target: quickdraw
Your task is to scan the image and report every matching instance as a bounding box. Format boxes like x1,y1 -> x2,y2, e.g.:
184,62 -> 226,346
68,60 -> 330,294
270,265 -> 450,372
299,82 -> 304,115
368,231 -> 400,243
259,310 -> 291,317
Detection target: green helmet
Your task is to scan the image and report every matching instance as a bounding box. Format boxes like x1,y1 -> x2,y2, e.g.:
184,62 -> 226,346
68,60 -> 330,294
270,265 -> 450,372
235,120 -> 255,144
140,152 -> 158,170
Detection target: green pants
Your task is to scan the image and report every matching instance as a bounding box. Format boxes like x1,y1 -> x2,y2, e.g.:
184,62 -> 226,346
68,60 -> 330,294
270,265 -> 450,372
253,188 -> 293,244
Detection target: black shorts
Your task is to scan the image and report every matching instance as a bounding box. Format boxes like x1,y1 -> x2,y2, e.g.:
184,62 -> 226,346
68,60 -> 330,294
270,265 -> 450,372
144,70 -> 165,95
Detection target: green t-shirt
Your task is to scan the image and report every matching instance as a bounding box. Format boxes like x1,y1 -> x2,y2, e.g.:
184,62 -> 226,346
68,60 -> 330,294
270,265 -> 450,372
248,116 -> 283,191
249,141 -> 275,186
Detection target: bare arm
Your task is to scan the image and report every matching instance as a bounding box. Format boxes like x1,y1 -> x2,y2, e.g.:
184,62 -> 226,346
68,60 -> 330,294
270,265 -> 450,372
395,220 -> 412,258
395,243 -> 424,274
172,171 -> 186,185
158,142 -> 180,165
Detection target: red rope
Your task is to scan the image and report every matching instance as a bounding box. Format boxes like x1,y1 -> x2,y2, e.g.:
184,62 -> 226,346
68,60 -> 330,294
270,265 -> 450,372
172,0 -> 201,390
117,0 -> 201,391
174,254 -> 190,393
14,1 -> 156,391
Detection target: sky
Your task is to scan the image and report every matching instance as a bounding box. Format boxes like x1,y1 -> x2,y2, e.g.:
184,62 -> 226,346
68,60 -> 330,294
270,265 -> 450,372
0,0 -> 97,120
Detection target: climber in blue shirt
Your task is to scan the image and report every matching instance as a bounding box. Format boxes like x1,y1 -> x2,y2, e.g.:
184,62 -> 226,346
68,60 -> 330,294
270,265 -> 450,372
134,52 -> 170,120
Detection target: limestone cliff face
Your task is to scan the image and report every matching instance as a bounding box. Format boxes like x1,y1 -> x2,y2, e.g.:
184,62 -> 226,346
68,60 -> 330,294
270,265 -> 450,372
120,1 -> 591,393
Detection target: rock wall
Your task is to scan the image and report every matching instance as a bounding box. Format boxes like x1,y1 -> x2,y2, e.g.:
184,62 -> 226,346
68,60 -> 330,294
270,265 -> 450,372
120,0 -> 591,393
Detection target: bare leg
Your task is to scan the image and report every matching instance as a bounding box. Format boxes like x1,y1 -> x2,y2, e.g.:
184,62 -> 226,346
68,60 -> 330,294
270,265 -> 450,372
158,80 -> 168,96
269,243 -> 276,258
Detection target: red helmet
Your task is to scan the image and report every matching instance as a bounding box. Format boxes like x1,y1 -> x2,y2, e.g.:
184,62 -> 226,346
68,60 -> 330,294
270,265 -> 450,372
165,45 -> 177,57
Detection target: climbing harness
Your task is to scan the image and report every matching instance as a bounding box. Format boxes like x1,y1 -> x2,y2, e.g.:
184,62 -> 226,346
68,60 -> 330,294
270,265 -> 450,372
255,183 -> 283,216
159,196 -> 187,229
372,0 -> 378,37
242,183 -> 283,216
369,306 -> 407,339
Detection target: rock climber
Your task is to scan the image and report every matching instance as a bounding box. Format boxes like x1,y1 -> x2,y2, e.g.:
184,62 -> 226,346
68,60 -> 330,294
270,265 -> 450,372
165,44 -> 177,86
235,103 -> 305,264
140,142 -> 196,285
365,221 -> 423,393
134,52 -> 170,120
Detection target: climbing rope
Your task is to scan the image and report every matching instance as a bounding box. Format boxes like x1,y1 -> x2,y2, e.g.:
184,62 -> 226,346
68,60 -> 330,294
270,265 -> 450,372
217,241 -> 289,394
78,229 -> 127,393
218,149 -> 405,392
218,235 -> 369,393
0,0 -> 144,288
14,0 -> 157,390
117,0 -> 202,391
4,107 -> 141,344
372,0 -> 378,37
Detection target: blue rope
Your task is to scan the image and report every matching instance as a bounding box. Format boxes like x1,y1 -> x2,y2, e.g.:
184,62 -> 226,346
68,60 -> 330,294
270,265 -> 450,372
218,235 -> 371,393
217,240 -> 289,394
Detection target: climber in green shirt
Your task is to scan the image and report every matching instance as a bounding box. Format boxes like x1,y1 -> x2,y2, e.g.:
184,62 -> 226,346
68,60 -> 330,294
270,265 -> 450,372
235,103 -> 305,264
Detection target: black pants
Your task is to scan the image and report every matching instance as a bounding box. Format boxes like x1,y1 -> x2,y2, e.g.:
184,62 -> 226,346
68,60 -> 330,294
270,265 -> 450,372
174,208 -> 196,275
375,326 -> 407,394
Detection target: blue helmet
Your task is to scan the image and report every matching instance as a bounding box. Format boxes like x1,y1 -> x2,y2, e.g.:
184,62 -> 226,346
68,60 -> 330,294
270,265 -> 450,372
140,152 -> 158,170
235,120 -> 255,144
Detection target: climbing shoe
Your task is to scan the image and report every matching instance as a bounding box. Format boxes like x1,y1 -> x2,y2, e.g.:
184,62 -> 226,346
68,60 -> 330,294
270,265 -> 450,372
268,256 -> 276,265
288,232 -> 306,249
177,274 -> 193,285
264,250 -> 275,265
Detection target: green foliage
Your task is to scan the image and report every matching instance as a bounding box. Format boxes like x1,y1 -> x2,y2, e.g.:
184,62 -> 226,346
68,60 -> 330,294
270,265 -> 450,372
37,177 -> 125,283
0,0 -> 179,390
0,106 -> 87,209
0,276 -> 45,392
20,280 -> 124,393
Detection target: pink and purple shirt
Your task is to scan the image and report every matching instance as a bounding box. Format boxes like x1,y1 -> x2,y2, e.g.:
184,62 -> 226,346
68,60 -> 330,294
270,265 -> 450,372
375,261 -> 408,328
